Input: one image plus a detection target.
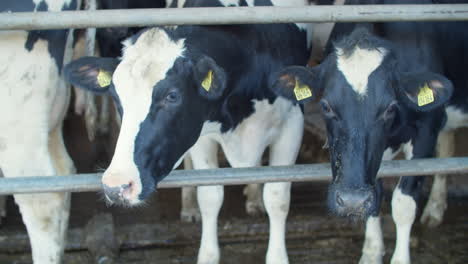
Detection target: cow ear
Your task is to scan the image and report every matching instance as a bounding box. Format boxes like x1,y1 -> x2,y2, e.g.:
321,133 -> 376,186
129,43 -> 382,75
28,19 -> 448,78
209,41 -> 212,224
397,71 -> 453,112
193,56 -> 227,100
64,56 -> 119,94
269,65 -> 322,104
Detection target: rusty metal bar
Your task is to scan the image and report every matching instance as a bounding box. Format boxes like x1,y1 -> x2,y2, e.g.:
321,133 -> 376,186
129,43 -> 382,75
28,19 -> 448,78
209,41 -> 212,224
0,4 -> 468,31
0,157 -> 467,195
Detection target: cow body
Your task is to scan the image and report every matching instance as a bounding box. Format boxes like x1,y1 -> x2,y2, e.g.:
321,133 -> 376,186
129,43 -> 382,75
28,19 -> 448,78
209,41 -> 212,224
0,0 -> 77,263
270,1 -> 467,263
65,1 -> 311,263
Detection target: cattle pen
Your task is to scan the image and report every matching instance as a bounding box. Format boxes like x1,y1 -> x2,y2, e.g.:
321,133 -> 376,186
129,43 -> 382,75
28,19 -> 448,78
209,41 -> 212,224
1,3 -> 468,264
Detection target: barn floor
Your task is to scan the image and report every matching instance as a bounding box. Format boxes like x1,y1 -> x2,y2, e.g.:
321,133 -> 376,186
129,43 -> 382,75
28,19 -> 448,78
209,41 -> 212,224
0,180 -> 467,264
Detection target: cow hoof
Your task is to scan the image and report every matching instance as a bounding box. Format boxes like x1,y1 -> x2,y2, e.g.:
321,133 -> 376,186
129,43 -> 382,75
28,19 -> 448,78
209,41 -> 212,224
359,254 -> 383,264
420,200 -> 446,228
180,207 -> 201,222
245,200 -> 266,216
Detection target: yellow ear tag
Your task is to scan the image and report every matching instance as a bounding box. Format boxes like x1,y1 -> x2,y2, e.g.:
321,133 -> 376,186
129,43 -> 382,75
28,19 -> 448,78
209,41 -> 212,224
293,78 -> 312,101
201,70 -> 213,92
97,70 -> 112,88
417,83 -> 434,107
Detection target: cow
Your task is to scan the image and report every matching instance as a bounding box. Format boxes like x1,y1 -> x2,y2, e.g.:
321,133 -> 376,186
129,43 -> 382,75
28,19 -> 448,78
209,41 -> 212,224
165,0 -> 313,224
269,1 -> 468,263
64,1 -> 312,263
0,0 -> 78,263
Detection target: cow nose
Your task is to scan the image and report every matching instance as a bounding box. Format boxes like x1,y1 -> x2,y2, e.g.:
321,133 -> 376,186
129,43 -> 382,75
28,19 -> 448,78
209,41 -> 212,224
102,182 -> 134,204
332,188 -> 374,217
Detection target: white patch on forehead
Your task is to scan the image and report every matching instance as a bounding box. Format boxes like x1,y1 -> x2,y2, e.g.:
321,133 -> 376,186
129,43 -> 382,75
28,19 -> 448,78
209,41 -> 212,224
106,28 -> 185,194
336,46 -> 387,96
34,0 -> 73,11
118,28 -> 185,89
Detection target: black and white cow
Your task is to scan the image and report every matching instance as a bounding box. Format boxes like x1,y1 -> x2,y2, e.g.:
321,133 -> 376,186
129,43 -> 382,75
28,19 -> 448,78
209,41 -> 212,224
270,1 -> 468,263
0,0 -> 78,263
165,0 -> 314,224
64,1 -> 312,263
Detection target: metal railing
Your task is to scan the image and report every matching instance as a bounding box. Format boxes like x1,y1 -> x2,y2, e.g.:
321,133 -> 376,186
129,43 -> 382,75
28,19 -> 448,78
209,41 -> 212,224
0,4 -> 468,30
1,158 -> 468,195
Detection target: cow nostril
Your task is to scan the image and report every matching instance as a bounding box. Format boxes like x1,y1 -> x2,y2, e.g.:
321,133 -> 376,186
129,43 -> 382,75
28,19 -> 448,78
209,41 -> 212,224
336,193 -> 344,207
121,181 -> 133,191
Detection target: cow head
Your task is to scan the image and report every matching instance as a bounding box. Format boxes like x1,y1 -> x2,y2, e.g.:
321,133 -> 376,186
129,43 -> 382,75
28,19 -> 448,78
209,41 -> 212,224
270,28 -> 452,218
65,28 -> 227,206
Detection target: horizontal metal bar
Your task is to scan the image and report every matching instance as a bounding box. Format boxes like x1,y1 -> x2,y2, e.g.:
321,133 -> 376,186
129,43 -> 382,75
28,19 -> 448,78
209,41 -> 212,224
1,4 -> 468,31
0,157 -> 467,195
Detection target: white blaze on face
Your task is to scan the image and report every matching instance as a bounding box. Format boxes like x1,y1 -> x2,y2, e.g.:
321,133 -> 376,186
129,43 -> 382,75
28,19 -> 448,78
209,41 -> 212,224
336,46 -> 387,96
104,28 -> 185,198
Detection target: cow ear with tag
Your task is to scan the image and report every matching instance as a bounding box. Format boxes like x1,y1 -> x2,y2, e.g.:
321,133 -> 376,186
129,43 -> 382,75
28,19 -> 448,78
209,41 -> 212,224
64,56 -> 119,94
397,71 -> 453,112
194,56 -> 227,100
269,65 -> 323,104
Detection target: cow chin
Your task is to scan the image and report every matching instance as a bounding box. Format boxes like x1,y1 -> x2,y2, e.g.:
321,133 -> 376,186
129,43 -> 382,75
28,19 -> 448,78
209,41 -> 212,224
103,191 -> 145,208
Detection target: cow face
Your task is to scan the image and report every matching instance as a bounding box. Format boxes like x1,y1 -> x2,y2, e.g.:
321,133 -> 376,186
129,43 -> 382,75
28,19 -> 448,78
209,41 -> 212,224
270,29 -> 452,218
65,28 -> 227,206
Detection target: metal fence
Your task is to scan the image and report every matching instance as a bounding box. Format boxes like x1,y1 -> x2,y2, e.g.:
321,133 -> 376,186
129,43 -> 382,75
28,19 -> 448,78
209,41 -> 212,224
1,4 -> 468,30
1,4 -> 468,194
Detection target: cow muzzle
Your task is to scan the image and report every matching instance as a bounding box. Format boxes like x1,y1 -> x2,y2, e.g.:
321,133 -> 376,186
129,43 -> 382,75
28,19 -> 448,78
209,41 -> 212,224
328,184 -> 376,219
101,172 -> 141,206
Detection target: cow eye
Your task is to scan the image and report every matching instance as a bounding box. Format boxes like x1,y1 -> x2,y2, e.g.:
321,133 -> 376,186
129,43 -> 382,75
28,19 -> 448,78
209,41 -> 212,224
320,99 -> 335,118
165,91 -> 180,103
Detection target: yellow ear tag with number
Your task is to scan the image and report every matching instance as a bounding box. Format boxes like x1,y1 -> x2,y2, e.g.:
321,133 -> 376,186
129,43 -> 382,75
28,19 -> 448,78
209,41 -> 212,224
97,70 -> 112,88
417,83 -> 434,107
201,70 -> 213,92
293,78 -> 312,101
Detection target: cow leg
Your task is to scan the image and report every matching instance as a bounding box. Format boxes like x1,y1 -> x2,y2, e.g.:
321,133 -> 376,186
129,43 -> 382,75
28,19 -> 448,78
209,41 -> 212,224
359,147 -> 399,264
181,154 -> 201,223
5,125 -> 73,264
243,183 -> 265,216
190,137 -> 222,264
359,216 -> 384,264
420,130 -> 454,227
15,192 -> 71,264
359,194 -> 384,264
390,176 -> 423,264
264,111 -> 303,264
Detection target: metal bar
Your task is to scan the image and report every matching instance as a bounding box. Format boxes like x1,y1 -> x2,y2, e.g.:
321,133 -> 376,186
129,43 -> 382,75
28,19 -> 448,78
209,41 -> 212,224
0,157 -> 467,195
1,4 -> 468,31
